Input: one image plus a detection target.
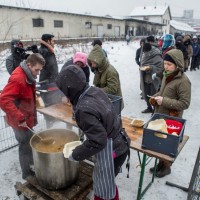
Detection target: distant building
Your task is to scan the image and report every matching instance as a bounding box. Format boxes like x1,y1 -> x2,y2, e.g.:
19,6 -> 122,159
173,10 -> 200,27
170,20 -> 196,35
129,5 -> 171,35
0,4 -> 164,41
183,10 -> 193,19
0,5 -> 126,41
193,27 -> 200,35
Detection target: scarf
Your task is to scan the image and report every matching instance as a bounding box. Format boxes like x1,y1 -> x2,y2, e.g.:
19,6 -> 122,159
163,70 -> 179,84
40,39 -> 54,54
20,61 -> 36,84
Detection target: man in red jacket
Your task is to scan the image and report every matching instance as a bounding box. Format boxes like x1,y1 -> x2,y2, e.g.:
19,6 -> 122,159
0,53 -> 45,179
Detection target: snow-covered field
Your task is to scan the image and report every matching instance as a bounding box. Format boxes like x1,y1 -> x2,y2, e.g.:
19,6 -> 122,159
0,40 -> 200,200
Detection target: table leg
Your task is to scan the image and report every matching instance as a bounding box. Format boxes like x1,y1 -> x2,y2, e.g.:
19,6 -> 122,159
152,158 -> 158,183
137,153 -> 147,200
137,155 -> 158,200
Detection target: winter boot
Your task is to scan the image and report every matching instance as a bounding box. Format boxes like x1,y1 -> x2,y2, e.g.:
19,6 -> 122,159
156,162 -> 171,178
149,161 -> 164,173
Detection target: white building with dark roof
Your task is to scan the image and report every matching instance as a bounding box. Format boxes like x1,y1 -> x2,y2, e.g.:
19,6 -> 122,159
129,5 -> 171,35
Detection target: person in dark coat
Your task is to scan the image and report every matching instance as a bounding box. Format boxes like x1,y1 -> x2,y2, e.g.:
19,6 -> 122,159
6,40 -> 24,74
140,43 -> 163,113
135,38 -> 146,99
183,35 -> 193,71
0,53 -> 45,179
190,36 -> 200,71
61,52 -> 90,82
56,65 -> 130,200
175,36 -> 188,72
39,34 -> 58,84
135,38 -> 145,66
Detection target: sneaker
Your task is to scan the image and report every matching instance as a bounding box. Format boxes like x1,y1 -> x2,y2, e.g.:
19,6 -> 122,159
22,170 -> 35,179
141,108 -> 152,113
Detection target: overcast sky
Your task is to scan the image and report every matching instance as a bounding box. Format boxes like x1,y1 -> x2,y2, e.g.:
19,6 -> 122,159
1,0 -> 200,18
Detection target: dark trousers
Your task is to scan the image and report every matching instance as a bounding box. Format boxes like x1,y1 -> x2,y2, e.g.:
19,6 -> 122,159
114,150 -> 129,177
12,128 -> 33,175
144,82 -> 156,110
191,56 -> 199,70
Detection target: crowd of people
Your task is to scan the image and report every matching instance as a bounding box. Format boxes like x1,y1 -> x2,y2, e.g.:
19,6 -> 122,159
0,33 -> 196,199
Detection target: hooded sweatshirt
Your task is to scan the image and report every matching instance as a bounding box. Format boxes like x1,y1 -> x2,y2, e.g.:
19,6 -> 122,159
88,45 -> 122,97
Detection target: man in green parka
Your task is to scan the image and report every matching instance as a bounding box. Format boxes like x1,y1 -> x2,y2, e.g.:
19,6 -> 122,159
88,44 -> 123,109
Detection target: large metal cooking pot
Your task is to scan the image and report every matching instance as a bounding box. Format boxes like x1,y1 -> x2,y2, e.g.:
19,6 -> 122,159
30,129 -> 80,190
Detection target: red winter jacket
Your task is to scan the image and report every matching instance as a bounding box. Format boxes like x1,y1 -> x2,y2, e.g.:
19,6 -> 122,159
0,67 -> 37,130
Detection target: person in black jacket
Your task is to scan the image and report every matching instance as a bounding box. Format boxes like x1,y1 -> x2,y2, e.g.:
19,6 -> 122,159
56,65 -> 130,200
39,34 -> 58,84
175,36 -> 188,72
135,38 -> 145,66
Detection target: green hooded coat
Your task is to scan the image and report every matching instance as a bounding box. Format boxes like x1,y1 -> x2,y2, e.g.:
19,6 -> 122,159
88,45 -> 122,97
154,49 -> 191,117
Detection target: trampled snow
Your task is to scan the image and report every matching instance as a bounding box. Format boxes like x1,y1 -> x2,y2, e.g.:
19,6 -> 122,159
0,40 -> 199,200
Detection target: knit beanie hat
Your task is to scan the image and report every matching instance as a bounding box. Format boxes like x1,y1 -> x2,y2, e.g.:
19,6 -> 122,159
164,54 -> 176,65
73,52 -> 87,66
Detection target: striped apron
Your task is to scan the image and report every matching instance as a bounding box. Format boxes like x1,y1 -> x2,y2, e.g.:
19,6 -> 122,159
93,138 -> 116,199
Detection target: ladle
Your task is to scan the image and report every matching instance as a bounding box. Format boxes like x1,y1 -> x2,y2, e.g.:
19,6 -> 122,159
26,125 -> 55,145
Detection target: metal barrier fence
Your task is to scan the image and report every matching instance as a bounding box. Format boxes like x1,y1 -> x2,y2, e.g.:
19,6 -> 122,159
0,109 -> 46,153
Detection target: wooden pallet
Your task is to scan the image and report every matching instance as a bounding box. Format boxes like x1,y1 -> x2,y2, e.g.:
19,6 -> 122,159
15,161 -> 93,200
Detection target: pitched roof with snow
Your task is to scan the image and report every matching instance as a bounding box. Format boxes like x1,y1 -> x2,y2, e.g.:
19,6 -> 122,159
130,5 -> 169,17
170,20 -> 197,32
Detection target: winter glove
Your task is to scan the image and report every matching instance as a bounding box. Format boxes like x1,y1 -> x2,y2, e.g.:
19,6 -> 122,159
152,73 -> 157,80
149,97 -> 157,106
68,154 -> 78,162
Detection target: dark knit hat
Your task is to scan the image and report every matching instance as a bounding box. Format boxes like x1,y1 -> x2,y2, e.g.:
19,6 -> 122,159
92,39 -> 102,46
146,35 -> 155,43
41,34 -> 54,41
143,42 -> 152,52
164,54 -> 176,65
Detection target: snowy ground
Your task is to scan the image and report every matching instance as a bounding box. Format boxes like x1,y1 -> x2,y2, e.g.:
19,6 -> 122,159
0,40 -> 200,200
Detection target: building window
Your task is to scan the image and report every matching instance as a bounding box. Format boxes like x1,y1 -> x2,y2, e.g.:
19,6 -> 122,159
54,20 -> 63,28
85,22 -> 92,29
107,24 -> 112,29
32,18 -> 44,27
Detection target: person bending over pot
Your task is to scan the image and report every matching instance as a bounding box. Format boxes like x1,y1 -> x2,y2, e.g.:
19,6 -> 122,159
56,65 -> 130,200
